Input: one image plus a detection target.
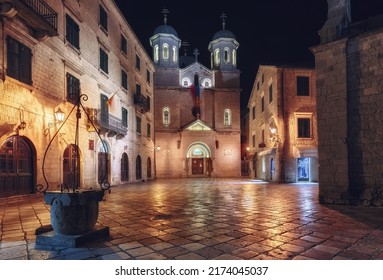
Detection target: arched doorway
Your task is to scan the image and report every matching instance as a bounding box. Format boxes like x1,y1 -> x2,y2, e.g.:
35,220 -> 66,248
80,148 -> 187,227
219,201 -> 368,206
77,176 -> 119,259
186,143 -> 211,176
147,157 -> 152,179
136,155 -> 142,180
121,153 -> 129,182
63,144 -> 80,189
270,157 -> 274,181
98,140 -> 109,184
0,136 -> 35,196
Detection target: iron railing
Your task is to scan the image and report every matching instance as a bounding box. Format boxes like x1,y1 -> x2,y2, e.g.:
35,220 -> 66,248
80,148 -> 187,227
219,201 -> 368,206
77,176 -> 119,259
134,93 -> 150,113
86,108 -> 127,136
20,0 -> 57,31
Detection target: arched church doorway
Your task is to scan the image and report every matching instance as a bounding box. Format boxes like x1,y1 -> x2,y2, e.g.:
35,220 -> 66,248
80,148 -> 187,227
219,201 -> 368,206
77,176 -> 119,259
0,136 -> 35,196
187,143 -> 212,176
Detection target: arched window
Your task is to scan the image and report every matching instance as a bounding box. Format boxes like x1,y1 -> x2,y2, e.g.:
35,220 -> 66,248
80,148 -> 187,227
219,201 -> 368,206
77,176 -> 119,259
232,49 -> 237,66
182,77 -> 191,87
162,43 -> 169,60
163,107 -> 170,126
136,155 -> 142,180
154,45 -> 159,63
172,46 -> 177,62
214,49 -> 220,66
224,48 -> 230,63
224,109 -> 231,127
202,78 -> 212,88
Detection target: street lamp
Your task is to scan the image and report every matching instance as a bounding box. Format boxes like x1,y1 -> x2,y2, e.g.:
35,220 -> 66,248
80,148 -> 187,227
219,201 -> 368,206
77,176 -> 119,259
54,107 -> 65,123
44,107 -> 65,136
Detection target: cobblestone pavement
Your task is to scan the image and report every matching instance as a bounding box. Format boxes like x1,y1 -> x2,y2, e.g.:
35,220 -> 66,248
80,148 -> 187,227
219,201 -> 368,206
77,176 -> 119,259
1,178 -> 383,260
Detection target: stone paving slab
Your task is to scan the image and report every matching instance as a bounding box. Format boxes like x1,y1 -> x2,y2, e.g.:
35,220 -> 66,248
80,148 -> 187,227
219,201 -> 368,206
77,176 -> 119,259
1,178 -> 383,260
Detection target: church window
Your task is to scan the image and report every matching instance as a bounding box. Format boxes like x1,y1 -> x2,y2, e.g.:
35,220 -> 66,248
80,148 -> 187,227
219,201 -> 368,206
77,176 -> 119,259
163,107 -> 170,127
163,44 -> 169,60
224,48 -> 230,63
182,77 -> 191,87
154,45 -> 159,63
172,46 -> 177,62
202,78 -> 212,88
232,49 -> 237,66
224,109 -> 231,127
214,49 -> 220,66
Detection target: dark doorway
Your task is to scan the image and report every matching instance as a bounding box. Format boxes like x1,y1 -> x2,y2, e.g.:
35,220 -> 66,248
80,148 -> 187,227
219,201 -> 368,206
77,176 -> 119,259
0,136 -> 35,196
136,155 -> 142,180
147,157 -> 152,179
192,158 -> 204,175
121,153 -> 129,182
63,144 -> 79,188
297,158 -> 310,182
98,153 -> 108,184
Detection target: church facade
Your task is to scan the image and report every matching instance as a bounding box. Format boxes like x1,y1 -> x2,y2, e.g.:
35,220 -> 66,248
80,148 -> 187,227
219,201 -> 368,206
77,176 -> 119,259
151,14 -> 241,178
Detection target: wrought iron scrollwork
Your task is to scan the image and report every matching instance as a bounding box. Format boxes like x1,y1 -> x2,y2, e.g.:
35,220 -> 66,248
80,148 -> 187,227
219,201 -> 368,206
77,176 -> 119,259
36,92 -> 111,194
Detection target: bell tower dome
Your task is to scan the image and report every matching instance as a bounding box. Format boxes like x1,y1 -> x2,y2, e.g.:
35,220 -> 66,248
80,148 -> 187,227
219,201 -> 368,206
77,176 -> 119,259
150,8 -> 181,69
208,12 -> 239,71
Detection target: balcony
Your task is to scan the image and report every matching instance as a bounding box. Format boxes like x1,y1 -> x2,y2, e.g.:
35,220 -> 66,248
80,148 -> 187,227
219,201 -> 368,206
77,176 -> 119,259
85,108 -> 127,138
3,0 -> 58,40
134,93 -> 150,113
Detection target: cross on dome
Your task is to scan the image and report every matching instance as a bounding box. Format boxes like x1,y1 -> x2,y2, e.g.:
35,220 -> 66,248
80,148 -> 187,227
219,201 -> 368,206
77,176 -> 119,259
162,8 -> 169,25
220,12 -> 227,30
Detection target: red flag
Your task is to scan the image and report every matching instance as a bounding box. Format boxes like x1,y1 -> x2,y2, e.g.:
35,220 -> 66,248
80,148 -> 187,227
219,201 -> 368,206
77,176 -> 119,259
190,85 -> 195,100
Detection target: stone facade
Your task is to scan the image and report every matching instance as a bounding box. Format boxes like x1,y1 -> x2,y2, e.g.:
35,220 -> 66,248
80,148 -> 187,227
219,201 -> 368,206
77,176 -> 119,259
151,17 -> 241,178
0,0 -> 154,197
247,65 -> 318,183
312,0 -> 383,205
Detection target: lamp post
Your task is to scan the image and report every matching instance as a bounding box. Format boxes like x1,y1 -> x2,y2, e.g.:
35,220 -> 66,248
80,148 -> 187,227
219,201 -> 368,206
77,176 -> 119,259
36,93 -> 110,247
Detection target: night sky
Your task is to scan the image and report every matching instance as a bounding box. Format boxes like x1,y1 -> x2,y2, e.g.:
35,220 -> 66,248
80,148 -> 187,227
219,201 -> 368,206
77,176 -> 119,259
114,0 -> 383,109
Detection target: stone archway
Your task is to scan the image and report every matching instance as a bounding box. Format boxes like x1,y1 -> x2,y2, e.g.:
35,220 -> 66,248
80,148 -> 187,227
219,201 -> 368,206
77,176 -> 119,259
186,142 -> 212,176
0,135 -> 36,196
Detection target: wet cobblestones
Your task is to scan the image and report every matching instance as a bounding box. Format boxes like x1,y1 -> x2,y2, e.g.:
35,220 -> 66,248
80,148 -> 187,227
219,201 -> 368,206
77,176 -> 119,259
1,178 -> 383,260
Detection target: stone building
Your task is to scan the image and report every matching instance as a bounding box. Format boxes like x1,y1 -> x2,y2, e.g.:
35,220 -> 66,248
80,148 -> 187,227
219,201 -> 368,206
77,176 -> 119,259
312,0 -> 383,205
152,13 -> 241,178
247,64 -> 318,183
0,0 -> 155,197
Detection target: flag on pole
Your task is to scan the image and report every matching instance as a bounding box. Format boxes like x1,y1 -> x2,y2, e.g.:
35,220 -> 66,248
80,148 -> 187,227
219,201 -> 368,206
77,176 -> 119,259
107,88 -> 120,106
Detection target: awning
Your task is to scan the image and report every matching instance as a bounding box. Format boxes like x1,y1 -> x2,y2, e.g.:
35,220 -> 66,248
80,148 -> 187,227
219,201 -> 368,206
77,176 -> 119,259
293,146 -> 318,158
